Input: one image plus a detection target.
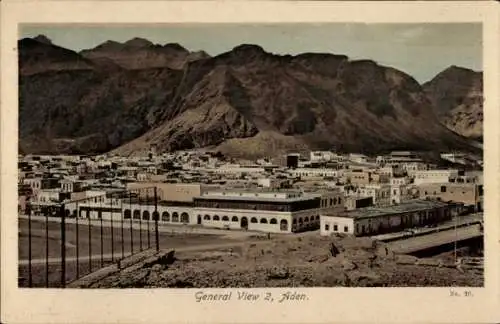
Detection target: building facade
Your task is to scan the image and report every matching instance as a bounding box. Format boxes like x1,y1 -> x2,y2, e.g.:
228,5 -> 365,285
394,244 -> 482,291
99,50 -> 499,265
320,199 -> 456,237
192,190 -> 322,233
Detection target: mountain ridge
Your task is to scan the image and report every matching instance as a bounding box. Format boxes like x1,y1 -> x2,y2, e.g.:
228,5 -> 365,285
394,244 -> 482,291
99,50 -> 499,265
18,35 -> 482,158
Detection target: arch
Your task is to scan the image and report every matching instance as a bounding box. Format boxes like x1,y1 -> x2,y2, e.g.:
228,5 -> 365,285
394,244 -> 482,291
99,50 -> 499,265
133,210 -> 141,219
316,215 -> 319,220
304,217 -> 309,222
299,218 -> 303,224
280,219 -> 288,231
330,198 -> 334,205
181,212 -> 189,223
152,211 -> 160,221
222,216 -> 229,221
213,215 -> 220,221
231,216 -> 238,222
260,218 -> 268,224
72,209 -> 77,218
142,210 -> 150,220
172,212 -> 179,222
338,197 -> 342,204
162,211 -> 170,222
240,217 -> 248,229
293,219 -> 297,224
250,217 -> 258,223
124,209 -> 131,219
204,214 -> 211,220
270,218 -> 277,224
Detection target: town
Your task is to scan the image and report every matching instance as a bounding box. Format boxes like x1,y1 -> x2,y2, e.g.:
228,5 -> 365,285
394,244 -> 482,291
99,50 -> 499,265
19,148 -> 483,234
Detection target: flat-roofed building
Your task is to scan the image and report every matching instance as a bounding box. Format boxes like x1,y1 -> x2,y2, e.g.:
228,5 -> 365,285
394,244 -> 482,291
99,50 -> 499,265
345,196 -> 373,210
358,184 -> 391,207
126,182 -> 215,202
60,179 -> 84,193
318,189 -> 345,215
192,189 -> 321,233
347,169 -> 372,185
320,199 -> 456,237
23,177 -> 59,192
310,151 -> 335,162
413,169 -> 459,185
289,168 -> 344,179
418,183 -> 483,212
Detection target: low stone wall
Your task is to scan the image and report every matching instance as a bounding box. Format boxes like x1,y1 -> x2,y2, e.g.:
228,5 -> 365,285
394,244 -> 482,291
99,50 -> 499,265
67,249 -> 175,288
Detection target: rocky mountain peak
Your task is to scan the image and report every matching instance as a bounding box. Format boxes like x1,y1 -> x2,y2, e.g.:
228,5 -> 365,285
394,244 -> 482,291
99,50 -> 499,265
33,34 -> 53,45
124,37 -> 154,48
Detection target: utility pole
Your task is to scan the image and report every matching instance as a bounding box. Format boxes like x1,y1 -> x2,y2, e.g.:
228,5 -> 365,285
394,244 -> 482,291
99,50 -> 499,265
454,210 -> 458,264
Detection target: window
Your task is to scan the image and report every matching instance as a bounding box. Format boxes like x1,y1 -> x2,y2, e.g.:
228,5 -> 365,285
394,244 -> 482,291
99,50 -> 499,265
222,216 -> 229,221
344,226 -> 348,232
213,215 -> 220,221
260,218 -> 268,224
441,186 -> 447,193
325,224 -> 330,231
181,212 -> 189,223
333,224 -> 338,231
280,219 -> 288,231
231,216 -> 238,222
270,218 -> 277,224
204,215 -> 210,220
250,217 -> 258,223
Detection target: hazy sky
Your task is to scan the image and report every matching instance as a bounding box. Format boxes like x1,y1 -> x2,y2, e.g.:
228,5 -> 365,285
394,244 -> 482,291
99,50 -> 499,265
21,23 -> 482,83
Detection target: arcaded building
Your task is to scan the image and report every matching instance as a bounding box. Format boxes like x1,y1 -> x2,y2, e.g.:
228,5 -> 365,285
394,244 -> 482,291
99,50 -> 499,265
64,186 -> 335,234
192,190 -> 323,233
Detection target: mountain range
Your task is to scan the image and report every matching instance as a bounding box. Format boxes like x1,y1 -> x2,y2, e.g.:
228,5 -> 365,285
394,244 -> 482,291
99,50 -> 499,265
18,35 -> 483,158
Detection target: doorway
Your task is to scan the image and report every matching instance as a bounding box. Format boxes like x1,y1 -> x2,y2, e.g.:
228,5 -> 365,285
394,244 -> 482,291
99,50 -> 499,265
240,217 -> 248,230
197,215 -> 202,225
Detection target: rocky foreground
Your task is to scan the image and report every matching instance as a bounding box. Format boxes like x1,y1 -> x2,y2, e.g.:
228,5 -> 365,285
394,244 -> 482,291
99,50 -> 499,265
90,234 -> 483,288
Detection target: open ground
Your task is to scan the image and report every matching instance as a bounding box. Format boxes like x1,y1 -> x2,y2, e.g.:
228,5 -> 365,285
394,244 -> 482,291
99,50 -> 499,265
18,217 -> 265,287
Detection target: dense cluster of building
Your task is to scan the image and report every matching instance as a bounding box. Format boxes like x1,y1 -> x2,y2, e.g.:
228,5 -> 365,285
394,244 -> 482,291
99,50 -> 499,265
18,149 -> 483,236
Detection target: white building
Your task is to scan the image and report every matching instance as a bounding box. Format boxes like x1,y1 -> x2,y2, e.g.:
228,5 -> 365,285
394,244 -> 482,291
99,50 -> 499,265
358,184 -> 391,207
192,190 -> 322,233
289,168 -> 344,179
401,162 -> 428,176
310,151 -> 334,162
413,169 -> 459,185
320,199 -> 454,237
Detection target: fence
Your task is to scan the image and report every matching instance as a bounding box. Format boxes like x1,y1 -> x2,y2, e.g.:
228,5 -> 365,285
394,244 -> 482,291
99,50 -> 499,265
18,187 -> 160,288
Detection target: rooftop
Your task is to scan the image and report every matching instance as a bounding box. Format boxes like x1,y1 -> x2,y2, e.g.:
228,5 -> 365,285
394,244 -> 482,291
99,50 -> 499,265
323,199 -> 452,220
196,190 -> 321,203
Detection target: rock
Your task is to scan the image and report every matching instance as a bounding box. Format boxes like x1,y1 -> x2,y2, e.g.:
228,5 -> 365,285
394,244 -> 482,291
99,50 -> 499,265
396,254 -> 419,264
342,259 -> 358,271
307,254 -> 330,263
267,266 -> 290,280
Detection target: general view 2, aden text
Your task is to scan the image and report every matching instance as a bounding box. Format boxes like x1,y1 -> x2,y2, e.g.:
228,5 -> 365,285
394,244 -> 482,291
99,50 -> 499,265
17,24 -> 484,288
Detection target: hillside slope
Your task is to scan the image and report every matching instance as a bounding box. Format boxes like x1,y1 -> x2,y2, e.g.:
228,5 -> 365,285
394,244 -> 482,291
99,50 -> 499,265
19,36 -> 478,157
423,66 -> 483,140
